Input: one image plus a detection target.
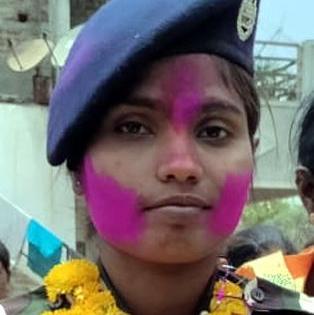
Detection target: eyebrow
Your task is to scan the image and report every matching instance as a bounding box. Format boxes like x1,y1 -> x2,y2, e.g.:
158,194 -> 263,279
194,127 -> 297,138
123,96 -> 159,110
123,96 -> 243,116
200,100 -> 243,116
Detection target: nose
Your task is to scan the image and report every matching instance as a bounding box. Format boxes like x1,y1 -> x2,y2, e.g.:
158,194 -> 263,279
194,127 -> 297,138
156,132 -> 203,184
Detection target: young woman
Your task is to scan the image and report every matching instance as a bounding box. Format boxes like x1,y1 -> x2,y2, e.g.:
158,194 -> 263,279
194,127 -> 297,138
1,0 -> 314,314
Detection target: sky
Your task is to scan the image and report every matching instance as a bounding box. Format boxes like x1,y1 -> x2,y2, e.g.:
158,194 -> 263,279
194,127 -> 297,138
257,0 -> 314,43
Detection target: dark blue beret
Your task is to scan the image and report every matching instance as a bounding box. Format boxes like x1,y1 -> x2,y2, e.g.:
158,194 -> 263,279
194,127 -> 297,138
48,0 -> 260,166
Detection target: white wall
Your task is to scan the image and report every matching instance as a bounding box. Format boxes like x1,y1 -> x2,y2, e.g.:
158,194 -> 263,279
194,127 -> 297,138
0,103 -> 75,246
255,101 -> 298,191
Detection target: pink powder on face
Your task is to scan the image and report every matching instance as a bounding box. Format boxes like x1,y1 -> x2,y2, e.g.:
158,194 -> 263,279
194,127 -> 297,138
172,93 -> 202,129
81,157 -> 145,244
161,63 -> 203,129
207,172 -> 252,237
160,61 -> 251,237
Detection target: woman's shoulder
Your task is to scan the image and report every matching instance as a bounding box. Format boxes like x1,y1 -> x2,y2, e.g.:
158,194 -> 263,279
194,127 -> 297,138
233,249 -> 314,314
0,287 -> 48,315
215,267 -> 314,315
249,276 -> 314,314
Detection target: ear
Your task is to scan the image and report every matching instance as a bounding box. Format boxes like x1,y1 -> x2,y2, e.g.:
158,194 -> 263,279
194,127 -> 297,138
71,172 -> 83,195
295,168 -> 314,216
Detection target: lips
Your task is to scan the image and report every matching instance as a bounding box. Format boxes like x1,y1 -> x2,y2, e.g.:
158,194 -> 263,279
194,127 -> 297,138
144,194 -> 211,211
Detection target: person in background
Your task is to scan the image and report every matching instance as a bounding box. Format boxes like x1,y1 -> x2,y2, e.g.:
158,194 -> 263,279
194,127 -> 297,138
225,224 -> 296,268
294,94 -> 314,297
303,239 -> 314,250
236,95 -> 314,300
296,94 -> 314,228
0,241 -> 10,300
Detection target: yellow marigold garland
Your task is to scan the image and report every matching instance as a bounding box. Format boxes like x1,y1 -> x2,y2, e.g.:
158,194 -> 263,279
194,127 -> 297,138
209,279 -> 249,315
42,259 -> 128,315
42,259 -> 248,315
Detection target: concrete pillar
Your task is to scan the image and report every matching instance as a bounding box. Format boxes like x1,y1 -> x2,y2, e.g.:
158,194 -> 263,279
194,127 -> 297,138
48,0 -> 71,80
300,41 -> 314,98
49,0 -> 71,43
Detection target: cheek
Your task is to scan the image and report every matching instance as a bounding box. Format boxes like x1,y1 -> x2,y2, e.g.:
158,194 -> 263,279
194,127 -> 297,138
207,171 -> 252,236
81,157 -> 145,244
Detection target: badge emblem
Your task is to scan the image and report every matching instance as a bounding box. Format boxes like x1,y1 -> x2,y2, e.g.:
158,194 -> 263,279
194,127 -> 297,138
237,0 -> 257,42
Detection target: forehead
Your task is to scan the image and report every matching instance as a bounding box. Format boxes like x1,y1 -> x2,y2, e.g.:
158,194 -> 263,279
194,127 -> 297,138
127,54 -> 243,114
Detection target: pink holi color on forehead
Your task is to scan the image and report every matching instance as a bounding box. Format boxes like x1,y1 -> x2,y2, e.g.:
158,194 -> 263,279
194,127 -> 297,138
207,172 -> 252,236
161,64 -> 203,128
81,157 -> 145,244
172,93 -> 202,128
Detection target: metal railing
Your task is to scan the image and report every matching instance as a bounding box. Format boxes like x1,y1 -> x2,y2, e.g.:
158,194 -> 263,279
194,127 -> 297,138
255,40 -> 301,102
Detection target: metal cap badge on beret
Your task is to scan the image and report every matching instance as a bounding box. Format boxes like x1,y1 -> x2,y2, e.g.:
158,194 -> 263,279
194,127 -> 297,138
48,0 -> 260,166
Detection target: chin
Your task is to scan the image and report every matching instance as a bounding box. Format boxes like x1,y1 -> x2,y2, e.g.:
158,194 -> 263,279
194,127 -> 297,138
116,228 -> 223,264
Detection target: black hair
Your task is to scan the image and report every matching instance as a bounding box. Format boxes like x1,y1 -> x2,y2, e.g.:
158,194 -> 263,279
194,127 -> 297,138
0,241 -> 10,277
225,224 -> 296,268
303,238 -> 314,250
296,94 -> 314,173
213,56 -> 260,145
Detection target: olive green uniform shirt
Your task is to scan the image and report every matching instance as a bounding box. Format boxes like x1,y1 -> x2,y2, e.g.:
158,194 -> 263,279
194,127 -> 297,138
1,270 -> 314,315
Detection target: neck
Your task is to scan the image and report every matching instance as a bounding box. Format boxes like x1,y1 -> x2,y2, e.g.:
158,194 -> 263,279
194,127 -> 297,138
99,244 -> 217,315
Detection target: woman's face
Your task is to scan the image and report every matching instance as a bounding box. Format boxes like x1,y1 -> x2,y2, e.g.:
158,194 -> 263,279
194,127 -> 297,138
82,54 -> 254,264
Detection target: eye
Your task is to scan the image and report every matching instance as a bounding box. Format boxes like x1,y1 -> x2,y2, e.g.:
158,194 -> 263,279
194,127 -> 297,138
115,121 -> 152,135
197,125 -> 229,141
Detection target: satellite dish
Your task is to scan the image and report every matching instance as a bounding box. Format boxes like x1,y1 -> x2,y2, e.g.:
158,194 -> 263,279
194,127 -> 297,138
51,24 -> 84,68
7,38 -> 53,72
